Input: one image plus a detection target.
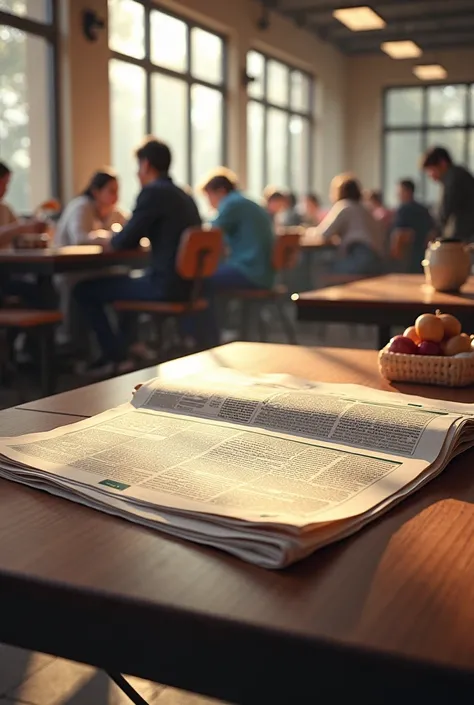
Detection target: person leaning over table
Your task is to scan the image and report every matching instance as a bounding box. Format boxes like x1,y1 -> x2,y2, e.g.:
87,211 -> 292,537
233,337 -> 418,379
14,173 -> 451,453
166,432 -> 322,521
73,137 -> 202,376
54,169 -> 129,349
421,145 -> 474,242
306,173 -> 384,275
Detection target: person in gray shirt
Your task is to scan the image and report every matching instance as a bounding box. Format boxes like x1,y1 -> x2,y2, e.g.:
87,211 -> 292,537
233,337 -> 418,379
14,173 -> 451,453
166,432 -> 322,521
421,145 -> 474,242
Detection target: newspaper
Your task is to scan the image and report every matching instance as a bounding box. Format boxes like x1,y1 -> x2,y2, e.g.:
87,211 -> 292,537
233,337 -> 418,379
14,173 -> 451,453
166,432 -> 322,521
0,370 -> 472,568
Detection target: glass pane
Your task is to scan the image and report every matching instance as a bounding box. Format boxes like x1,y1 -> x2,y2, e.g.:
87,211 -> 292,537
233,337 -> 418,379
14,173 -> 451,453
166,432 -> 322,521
247,101 -> 264,200
0,0 -> 49,22
291,71 -> 310,112
427,85 -> 467,127
425,128 -> 467,206
385,88 -> 423,127
108,0 -> 145,59
0,26 -> 53,212
469,130 -> 474,174
152,74 -> 188,186
267,60 -> 289,107
109,60 -> 146,209
191,28 -> 222,84
470,85 -> 474,124
267,107 -> 288,187
150,10 -> 187,73
383,131 -> 422,208
191,85 -> 222,186
290,116 -> 310,195
247,50 -> 264,99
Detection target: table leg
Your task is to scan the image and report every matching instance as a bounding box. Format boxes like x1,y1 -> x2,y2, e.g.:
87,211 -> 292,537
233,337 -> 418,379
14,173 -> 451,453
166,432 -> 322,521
378,325 -> 391,349
38,274 -> 58,309
40,325 -> 55,396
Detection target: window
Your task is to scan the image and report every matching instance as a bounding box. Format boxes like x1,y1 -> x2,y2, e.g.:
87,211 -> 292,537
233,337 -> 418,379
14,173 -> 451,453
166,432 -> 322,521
108,0 -> 226,209
0,0 -> 57,213
246,50 -> 313,200
383,84 -> 474,207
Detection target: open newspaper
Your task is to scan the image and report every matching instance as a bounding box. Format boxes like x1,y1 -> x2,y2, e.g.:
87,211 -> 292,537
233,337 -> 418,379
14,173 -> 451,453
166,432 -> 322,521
0,370 -> 473,569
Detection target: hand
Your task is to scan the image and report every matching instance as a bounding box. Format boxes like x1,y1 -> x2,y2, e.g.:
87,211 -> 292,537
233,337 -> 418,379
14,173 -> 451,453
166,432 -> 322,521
21,218 -> 47,235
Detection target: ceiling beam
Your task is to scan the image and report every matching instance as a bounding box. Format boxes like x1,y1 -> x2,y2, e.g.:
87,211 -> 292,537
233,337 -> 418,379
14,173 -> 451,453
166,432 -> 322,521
277,0 -> 433,13
340,28 -> 474,52
325,10 -> 474,40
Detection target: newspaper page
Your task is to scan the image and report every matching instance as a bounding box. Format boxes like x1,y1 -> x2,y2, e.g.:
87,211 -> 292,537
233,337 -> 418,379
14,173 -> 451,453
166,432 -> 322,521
0,373 -> 468,527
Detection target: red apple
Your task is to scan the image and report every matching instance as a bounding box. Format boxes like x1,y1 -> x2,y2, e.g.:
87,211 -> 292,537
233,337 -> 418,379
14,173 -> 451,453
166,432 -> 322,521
418,341 -> 442,356
388,336 -> 418,354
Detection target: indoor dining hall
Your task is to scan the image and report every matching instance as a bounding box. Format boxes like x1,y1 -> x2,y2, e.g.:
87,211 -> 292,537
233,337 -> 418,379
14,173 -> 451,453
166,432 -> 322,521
2,0 -> 474,703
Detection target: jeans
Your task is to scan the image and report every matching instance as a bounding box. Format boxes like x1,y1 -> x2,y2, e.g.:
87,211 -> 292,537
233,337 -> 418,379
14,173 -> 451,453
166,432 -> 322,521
74,274 -> 169,362
332,244 -> 382,276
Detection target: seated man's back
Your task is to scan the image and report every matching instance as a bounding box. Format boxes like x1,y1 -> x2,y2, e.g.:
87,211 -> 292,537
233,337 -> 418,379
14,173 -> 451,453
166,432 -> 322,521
393,199 -> 433,273
112,176 -> 201,300
215,190 -> 275,289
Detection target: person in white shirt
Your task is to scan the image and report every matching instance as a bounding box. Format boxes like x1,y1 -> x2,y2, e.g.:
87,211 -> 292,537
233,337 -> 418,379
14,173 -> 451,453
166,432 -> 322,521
307,173 -> 383,275
54,169 -> 128,348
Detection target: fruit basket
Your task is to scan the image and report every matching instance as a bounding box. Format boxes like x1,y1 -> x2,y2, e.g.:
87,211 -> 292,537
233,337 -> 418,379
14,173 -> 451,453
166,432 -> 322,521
379,311 -> 474,387
378,348 -> 474,387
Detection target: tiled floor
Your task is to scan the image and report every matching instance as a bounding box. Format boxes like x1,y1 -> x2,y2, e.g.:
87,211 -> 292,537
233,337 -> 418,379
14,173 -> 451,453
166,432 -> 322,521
0,645 -> 226,705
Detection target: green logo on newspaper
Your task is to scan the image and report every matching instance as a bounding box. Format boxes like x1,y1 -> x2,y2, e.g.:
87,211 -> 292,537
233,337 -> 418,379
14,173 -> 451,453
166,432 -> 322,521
99,479 -> 130,491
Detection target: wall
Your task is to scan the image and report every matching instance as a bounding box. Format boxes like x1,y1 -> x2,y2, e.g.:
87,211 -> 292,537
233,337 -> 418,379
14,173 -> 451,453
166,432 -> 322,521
347,48 -> 474,192
61,0 -> 347,201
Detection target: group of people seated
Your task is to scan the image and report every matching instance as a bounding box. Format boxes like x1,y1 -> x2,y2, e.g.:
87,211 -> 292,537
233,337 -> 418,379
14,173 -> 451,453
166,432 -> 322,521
0,140 -> 472,376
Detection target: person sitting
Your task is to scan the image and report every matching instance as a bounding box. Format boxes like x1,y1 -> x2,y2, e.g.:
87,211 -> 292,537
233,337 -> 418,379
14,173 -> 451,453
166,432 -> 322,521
392,179 -> 434,273
201,169 -> 274,291
303,193 -> 323,226
263,186 -> 287,225
281,192 -> 303,227
421,145 -> 474,242
55,169 -> 127,247
0,162 -> 17,229
54,170 -> 129,348
307,173 -> 383,275
74,137 -> 202,374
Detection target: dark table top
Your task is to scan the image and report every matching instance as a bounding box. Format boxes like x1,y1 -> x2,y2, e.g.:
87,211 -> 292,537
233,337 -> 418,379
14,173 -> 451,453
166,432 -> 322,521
4,342 -> 474,703
0,245 -> 150,275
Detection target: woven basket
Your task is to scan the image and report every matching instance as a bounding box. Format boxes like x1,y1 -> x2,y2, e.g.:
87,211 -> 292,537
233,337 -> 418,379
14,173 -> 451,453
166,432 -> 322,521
378,347 -> 474,387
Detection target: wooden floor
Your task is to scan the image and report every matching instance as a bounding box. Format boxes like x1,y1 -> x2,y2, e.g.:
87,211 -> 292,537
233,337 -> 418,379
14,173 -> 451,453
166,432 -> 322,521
0,645 -> 226,704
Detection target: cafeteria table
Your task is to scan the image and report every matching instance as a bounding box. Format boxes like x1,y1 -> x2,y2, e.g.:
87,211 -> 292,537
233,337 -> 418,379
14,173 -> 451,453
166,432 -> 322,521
0,246 -> 150,306
2,342 -> 474,704
295,273 -> 474,348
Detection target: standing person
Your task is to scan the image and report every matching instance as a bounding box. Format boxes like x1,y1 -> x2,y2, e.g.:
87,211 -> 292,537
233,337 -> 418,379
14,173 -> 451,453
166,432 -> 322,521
306,173 -> 383,275
74,137 -> 201,373
54,169 -> 129,348
391,179 -> 434,273
201,169 -> 274,291
421,146 -> 474,241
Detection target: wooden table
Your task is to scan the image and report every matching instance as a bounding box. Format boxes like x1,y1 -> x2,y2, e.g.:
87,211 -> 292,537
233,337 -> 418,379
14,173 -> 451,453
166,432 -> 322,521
3,342 -> 474,704
0,246 -> 150,305
295,273 -> 474,347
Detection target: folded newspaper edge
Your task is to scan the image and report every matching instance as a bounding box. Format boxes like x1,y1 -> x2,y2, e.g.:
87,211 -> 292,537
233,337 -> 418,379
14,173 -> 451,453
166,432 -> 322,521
0,370 -> 472,569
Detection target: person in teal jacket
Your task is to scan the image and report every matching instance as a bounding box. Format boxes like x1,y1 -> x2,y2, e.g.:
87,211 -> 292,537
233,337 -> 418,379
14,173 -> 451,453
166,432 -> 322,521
201,169 -> 275,290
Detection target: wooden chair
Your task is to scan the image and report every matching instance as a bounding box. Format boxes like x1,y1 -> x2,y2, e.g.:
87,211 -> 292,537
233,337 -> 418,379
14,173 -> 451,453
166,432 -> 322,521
0,309 -> 62,397
223,230 -> 301,344
114,227 -> 223,358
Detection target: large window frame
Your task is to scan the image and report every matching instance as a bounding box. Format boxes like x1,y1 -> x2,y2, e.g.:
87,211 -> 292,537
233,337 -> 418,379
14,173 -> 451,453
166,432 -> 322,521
0,0 -> 60,209
382,83 -> 474,205
108,0 -> 227,189
246,50 -> 314,196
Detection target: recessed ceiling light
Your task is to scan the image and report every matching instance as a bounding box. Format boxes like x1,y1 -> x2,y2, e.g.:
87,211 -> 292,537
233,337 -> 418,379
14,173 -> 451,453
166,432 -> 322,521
413,64 -> 447,80
381,40 -> 422,59
333,6 -> 385,31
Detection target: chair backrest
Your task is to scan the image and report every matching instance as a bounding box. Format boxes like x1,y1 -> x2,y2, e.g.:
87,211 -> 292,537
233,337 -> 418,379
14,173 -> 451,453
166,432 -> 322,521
273,229 -> 302,271
390,227 -> 414,261
176,226 -> 223,280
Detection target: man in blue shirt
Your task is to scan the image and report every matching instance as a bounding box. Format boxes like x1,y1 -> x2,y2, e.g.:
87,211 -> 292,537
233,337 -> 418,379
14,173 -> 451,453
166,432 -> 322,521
392,179 -> 434,273
74,138 -> 201,372
201,169 -> 275,290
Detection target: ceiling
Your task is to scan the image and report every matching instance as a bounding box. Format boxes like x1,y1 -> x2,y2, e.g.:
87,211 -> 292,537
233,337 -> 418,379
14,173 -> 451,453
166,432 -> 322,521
265,0 -> 474,55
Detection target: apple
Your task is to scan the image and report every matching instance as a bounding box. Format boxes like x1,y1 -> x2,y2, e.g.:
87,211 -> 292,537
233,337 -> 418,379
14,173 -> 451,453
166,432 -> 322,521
404,326 -> 421,344
388,336 -> 418,354
418,341 -> 442,356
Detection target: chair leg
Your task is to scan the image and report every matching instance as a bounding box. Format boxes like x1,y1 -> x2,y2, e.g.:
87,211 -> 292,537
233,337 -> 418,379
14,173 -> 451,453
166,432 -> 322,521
275,299 -> 298,345
39,325 -> 56,396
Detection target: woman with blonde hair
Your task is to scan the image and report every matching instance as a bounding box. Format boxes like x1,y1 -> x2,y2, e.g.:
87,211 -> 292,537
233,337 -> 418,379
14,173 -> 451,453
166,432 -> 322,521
307,172 -> 383,275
